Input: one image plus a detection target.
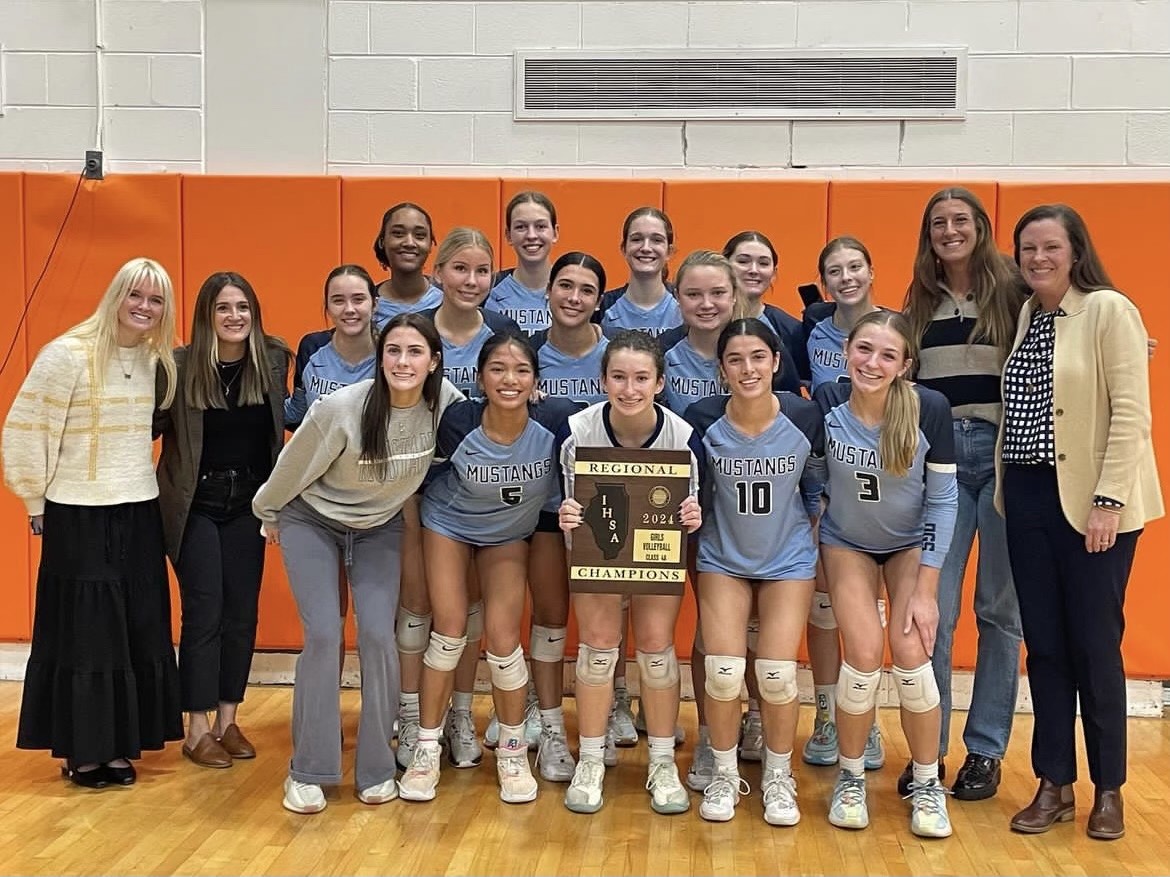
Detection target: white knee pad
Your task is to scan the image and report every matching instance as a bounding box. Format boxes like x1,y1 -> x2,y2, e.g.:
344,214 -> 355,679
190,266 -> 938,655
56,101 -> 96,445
422,631 -> 467,672
487,645 -> 529,692
836,662 -> 881,716
636,646 -> 681,690
746,615 -> 760,653
576,644 -> 620,687
808,591 -> 837,630
754,658 -> 799,706
395,609 -> 432,655
892,662 -> 940,714
703,655 -> 746,702
530,624 -> 567,664
464,600 -> 484,642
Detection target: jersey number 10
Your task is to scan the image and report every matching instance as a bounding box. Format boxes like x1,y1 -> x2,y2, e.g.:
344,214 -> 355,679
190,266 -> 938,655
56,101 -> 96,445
734,481 -> 772,516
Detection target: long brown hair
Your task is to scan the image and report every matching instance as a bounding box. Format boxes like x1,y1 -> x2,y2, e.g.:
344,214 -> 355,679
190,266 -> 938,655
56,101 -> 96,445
904,187 -> 1026,355
1012,204 -> 1114,292
847,310 -> 919,478
186,272 -> 289,410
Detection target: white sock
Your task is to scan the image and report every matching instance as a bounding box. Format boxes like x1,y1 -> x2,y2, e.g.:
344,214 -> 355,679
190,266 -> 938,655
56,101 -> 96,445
840,754 -> 865,778
498,722 -> 526,754
912,760 -> 939,787
579,734 -> 606,762
399,692 -> 420,723
452,691 -> 473,712
648,736 -> 675,764
540,706 -> 565,735
765,748 -> 792,776
712,745 -> 737,774
418,725 -> 442,746
815,685 -> 836,724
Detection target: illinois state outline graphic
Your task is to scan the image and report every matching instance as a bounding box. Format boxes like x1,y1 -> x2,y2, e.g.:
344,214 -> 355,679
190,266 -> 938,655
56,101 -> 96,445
584,482 -> 628,561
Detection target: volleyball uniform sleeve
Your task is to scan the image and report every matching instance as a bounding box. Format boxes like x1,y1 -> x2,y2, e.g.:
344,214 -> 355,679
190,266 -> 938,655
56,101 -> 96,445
784,393 -> 827,519
919,386 -> 958,569
483,309 -> 523,335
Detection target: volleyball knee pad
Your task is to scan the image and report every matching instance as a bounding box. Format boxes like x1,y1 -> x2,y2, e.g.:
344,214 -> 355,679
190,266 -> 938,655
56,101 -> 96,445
464,600 -> 484,642
422,631 -> 467,672
892,662 -> 940,714
530,624 -> 567,664
809,592 -> 837,630
575,644 -> 620,687
746,615 -> 760,653
487,646 -> 529,692
636,646 -> 680,690
836,662 -> 881,715
754,658 -> 799,706
703,655 -> 746,702
395,609 -> 432,655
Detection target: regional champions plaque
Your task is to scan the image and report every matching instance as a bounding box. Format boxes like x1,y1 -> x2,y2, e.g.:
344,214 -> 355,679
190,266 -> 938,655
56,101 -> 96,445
569,447 -> 692,596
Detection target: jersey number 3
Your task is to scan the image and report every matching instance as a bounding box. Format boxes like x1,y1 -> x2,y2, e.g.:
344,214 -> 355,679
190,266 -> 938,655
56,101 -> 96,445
734,481 -> 772,516
854,472 -> 881,503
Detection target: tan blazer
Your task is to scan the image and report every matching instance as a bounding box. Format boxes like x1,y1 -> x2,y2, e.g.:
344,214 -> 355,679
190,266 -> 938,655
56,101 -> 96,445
995,286 -> 1163,534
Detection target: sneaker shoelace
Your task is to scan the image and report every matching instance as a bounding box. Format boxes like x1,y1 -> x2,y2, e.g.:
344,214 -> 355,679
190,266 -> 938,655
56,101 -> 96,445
762,772 -> 797,807
703,773 -> 750,805
646,761 -> 679,792
811,721 -> 837,745
499,752 -> 530,779
541,730 -> 572,762
449,712 -> 477,748
834,774 -> 866,807
905,780 -> 951,815
399,721 -> 419,747
409,743 -> 440,776
572,759 -> 605,789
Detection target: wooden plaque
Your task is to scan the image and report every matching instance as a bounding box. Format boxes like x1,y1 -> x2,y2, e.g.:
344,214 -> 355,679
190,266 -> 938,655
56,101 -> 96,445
569,447 -> 692,596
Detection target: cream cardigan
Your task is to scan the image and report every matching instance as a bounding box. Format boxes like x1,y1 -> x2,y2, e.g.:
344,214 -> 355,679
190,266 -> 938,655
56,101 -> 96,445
994,286 -> 1163,534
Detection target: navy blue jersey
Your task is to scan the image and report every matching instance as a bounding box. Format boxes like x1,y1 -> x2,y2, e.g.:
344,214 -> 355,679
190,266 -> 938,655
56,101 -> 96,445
596,285 -> 682,339
806,315 -> 850,391
659,326 -> 800,414
422,397 -> 578,546
374,285 -> 443,329
814,382 -> 958,568
285,331 -> 375,428
686,393 -> 825,581
758,304 -> 811,385
530,330 -> 609,405
418,307 -> 522,399
486,273 -> 550,334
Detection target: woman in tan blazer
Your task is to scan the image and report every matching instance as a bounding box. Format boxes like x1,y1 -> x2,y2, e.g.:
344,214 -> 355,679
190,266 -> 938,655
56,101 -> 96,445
995,204 -> 1163,842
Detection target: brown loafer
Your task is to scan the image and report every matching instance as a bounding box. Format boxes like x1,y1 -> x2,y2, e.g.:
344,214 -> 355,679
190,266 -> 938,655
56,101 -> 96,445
1087,788 -> 1124,840
1010,777 -> 1074,833
218,724 -> 256,759
182,733 -> 232,769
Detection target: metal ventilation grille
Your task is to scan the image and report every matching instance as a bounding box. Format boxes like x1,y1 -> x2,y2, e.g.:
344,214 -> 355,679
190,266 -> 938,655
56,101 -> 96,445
515,49 -> 966,120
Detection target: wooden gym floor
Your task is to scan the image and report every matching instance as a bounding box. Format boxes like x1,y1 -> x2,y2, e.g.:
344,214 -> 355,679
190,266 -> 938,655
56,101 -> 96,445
0,680 -> 1167,876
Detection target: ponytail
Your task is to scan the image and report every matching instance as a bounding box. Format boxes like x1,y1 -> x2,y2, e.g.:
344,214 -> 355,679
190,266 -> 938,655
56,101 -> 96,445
880,376 -> 920,477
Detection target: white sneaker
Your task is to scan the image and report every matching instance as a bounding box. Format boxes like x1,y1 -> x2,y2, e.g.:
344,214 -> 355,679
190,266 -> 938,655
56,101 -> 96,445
907,777 -> 953,838
803,715 -> 839,766
633,698 -> 685,743
356,777 -> 398,805
738,710 -> 764,762
282,777 -> 326,814
864,723 -> 885,771
761,768 -> 801,826
536,726 -> 576,782
610,689 -> 638,747
828,770 -> 868,830
523,696 -> 542,749
646,760 -> 690,815
604,725 -> 618,767
396,718 -> 419,770
398,742 -> 441,802
483,709 -> 500,750
564,756 -> 605,813
444,709 -> 483,768
496,750 -> 538,804
699,769 -> 748,822
685,736 -> 715,792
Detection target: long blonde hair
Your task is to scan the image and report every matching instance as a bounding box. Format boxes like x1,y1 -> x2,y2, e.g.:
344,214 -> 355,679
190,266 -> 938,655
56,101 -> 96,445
847,310 -> 919,477
65,257 -> 178,407
674,249 -> 749,323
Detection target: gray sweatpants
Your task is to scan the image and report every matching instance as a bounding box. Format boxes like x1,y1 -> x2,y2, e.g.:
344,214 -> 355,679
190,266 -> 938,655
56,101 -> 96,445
279,497 -> 402,792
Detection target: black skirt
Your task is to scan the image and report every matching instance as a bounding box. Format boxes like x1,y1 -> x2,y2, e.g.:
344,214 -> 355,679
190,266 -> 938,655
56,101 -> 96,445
17,499 -> 183,763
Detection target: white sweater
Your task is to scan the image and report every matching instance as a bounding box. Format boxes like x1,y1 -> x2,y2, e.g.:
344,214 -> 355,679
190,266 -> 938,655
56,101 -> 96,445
2,335 -> 160,515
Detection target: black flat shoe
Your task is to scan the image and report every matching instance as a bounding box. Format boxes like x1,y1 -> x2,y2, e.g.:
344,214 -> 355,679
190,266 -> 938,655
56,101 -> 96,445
952,754 -> 1001,801
62,763 -> 109,789
103,762 -> 136,786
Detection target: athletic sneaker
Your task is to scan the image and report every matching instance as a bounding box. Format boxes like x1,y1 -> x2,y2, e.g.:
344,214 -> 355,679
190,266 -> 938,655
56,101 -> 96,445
536,726 -> 575,782
564,757 -> 605,813
604,725 -> 618,768
356,778 -> 398,804
685,736 -> 716,792
396,719 -> 419,770
698,769 -> 749,822
398,742 -> 441,802
444,709 -> 483,768
802,716 -> 839,766
523,697 -> 543,748
907,778 -> 953,838
646,760 -> 691,814
761,768 -> 801,826
496,751 -> 538,804
863,723 -> 885,771
610,688 -> 639,747
632,697 -> 685,744
483,709 -> 500,750
282,777 -> 326,814
738,710 -> 764,762
828,770 -> 869,829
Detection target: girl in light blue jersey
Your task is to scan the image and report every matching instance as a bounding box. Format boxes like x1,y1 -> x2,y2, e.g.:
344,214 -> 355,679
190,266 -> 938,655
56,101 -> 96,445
596,207 -> 682,339
531,252 -> 609,405
399,334 -> 576,805
372,202 -> 443,327
813,309 -> 958,839
684,319 -> 824,826
486,191 -> 559,334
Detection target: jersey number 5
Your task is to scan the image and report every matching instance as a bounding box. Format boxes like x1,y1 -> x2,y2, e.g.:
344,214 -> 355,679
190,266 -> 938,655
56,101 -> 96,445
734,481 -> 772,516
500,485 -> 524,506
854,472 -> 880,503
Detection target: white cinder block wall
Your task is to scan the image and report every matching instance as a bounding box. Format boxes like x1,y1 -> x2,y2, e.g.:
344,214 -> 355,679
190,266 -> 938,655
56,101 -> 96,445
1,0 -> 1168,176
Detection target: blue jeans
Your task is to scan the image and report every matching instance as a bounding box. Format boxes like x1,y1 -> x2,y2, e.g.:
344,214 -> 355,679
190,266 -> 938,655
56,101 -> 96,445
932,418 -> 1022,759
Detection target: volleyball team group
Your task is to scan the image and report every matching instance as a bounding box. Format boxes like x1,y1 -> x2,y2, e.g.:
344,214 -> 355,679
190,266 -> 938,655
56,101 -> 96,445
3,186 -> 1160,843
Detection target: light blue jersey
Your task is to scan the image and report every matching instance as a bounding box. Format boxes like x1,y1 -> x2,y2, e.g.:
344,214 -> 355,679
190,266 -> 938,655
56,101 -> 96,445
419,307 -> 522,400
814,382 -> 958,568
373,285 -> 443,329
806,316 -> 849,391
486,273 -> 551,335
597,285 -> 682,339
660,329 -> 720,415
285,334 -> 375,427
686,393 -> 824,581
422,397 -> 578,546
531,330 -> 609,405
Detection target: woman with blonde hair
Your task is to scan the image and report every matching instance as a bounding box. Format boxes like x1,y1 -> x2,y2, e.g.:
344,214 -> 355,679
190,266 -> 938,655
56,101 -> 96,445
3,257 -> 182,788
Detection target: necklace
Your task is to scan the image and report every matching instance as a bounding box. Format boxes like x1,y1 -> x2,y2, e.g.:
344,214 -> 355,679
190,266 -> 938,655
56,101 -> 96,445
218,359 -> 244,399
115,347 -> 138,380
